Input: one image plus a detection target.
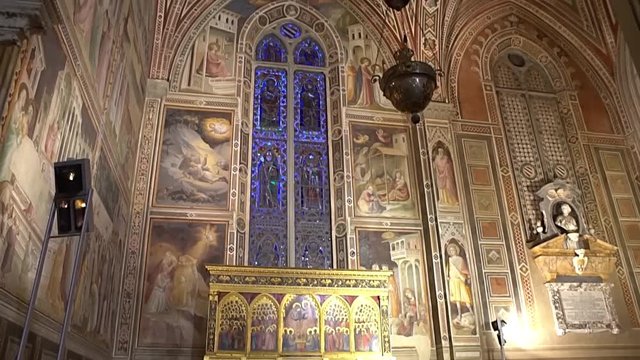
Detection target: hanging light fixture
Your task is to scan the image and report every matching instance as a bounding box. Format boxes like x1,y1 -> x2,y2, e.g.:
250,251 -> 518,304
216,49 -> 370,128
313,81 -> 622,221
383,0 -> 411,11
374,1 -> 439,124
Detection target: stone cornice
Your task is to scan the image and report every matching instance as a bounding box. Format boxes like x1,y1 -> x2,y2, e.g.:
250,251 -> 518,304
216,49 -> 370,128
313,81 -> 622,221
0,0 -> 48,44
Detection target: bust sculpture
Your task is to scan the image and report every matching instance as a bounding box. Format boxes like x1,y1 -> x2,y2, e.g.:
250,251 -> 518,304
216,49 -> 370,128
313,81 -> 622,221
555,203 -> 578,233
554,203 -> 582,249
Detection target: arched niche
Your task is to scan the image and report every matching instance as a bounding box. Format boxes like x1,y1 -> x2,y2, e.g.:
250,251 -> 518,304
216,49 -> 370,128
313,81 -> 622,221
351,296 -> 381,353
248,294 -> 279,352
321,295 -> 351,352
217,292 -> 249,352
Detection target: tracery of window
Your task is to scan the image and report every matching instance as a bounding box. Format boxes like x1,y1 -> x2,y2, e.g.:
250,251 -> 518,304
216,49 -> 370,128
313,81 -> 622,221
494,51 -> 576,226
249,23 -> 331,269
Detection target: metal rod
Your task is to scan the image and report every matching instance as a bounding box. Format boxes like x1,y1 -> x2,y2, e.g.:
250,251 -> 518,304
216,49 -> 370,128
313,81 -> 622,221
56,189 -> 93,360
16,201 -> 57,360
49,234 -> 80,239
498,317 -> 506,360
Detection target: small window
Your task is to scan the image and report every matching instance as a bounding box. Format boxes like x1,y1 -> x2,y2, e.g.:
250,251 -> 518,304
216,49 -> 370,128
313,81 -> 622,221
280,23 -> 301,39
256,35 -> 287,63
294,38 -> 325,67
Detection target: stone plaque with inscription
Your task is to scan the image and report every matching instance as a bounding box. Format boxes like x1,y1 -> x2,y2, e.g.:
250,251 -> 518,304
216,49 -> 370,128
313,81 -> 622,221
546,282 -> 620,335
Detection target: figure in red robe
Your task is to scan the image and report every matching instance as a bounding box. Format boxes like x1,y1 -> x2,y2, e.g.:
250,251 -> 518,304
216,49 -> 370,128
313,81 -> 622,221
197,42 -> 229,78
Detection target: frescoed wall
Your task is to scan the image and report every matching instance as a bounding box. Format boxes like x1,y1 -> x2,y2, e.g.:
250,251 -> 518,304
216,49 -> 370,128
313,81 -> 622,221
153,107 -> 232,209
138,220 -> 226,348
357,229 -> 431,355
4,0 -> 640,359
0,0 -> 150,358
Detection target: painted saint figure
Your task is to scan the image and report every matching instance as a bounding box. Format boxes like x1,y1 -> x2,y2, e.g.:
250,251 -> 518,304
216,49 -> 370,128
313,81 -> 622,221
258,150 -> 280,208
446,243 -> 473,322
433,146 -> 459,206
356,57 -> 374,107
73,0 -> 96,39
197,41 -> 229,78
357,185 -> 386,214
386,170 -> 410,202
259,79 -> 281,129
144,271 -> 171,313
346,60 -> 357,103
299,80 -> 320,131
301,152 -> 322,209
382,264 -> 401,318
0,88 -> 29,182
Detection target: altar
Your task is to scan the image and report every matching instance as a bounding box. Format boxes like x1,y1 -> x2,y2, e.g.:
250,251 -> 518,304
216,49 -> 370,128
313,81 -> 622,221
204,265 -> 394,359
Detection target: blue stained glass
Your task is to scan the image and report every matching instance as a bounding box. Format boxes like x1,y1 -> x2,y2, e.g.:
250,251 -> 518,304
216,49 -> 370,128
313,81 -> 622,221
256,35 -> 287,63
294,37 -> 325,67
253,67 -> 287,137
293,71 -> 330,268
280,23 -> 301,39
249,141 -> 288,266
293,71 -> 326,142
294,143 -> 331,268
249,29 -> 331,269
249,66 -> 289,267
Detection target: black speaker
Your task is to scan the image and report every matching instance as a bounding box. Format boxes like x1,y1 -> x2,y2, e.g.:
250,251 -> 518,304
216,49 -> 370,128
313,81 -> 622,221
54,159 -> 91,235
56,199 -> 72,234
54,159 -> 91,199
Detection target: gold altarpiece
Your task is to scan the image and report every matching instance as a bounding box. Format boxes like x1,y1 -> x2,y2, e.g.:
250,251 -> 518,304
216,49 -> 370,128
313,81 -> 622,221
205,265 -> 394,360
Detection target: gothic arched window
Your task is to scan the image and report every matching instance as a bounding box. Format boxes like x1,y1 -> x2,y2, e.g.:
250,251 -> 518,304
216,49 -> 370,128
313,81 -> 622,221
493,51 -> 576,226
249,24 -> 331,268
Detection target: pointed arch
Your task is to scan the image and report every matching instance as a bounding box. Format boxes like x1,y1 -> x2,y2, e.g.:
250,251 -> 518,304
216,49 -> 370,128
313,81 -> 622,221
217,292 -> 249,352
237,2 -> 347,268
351,296 -> 381,352
294,37 -> 326,67
256,34 -> 288,63
248,294 -> 279,351
321,295 -> 351,352
446,2 -> 626,134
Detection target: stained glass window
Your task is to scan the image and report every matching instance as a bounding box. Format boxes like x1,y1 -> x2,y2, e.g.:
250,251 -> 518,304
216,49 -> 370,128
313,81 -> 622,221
253,67 -> 287,132
294,38 -> 325,67
256,35 -> 287,63
249,30 -> 331,269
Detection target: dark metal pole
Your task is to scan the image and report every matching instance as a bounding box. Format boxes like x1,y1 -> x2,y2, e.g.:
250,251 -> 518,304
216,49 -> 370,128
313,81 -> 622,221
16,201 -> 57,360
56,189 -> 93,360
498,318 -> 506,360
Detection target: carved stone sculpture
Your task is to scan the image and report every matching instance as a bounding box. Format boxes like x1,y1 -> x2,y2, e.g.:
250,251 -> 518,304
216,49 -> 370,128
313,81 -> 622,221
529,181 -> 620,336
532,180 -> 589,245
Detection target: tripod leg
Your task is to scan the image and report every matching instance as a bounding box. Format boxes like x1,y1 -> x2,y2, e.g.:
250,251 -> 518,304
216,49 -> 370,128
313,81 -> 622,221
57,189 -> 93,360
16,201 -> 57,360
